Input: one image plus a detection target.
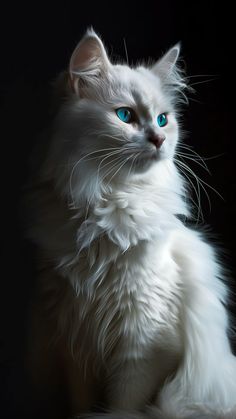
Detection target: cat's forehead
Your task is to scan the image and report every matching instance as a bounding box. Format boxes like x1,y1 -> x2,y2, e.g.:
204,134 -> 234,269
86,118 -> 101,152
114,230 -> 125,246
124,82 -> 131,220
110,64 -> 169,110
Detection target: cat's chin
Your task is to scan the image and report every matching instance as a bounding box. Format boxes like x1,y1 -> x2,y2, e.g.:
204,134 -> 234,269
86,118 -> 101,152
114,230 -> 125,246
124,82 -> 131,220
133,150 -> 165,173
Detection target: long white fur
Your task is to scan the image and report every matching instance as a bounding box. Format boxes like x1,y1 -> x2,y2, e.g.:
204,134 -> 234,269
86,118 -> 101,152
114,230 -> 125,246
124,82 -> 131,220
30,29 -> 236,418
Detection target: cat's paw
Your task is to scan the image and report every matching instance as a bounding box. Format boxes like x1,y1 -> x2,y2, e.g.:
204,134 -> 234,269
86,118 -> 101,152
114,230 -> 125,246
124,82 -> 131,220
158,404 -> 236,419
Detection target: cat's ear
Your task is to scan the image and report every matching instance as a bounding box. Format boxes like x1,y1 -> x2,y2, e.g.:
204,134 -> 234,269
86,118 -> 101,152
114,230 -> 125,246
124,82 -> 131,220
69,28 -> 111,94
151,44 -> 180,79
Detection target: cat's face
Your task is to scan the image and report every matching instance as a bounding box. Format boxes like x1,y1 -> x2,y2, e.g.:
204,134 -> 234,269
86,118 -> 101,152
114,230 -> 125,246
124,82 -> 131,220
73,65 -> 178,174
51,30 -> 186,199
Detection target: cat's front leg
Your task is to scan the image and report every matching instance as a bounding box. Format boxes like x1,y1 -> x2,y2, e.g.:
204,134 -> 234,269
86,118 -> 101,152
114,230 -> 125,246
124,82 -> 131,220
105,357 -> 159,411
157,229 -> 236,417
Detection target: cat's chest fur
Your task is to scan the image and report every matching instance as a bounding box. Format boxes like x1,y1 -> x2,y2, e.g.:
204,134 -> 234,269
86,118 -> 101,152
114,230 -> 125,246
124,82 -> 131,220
69,228 -> 183,362
37,178 -> 186,362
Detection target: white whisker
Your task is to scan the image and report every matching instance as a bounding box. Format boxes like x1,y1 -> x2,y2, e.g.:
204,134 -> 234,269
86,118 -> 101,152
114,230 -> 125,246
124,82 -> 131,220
69,147 -> 123,207
127,152 -> 142,178
106,155 -> 133,187
174,158 -> 203,222
176,152 -> 211,174
175,155 -> 224,223
97,133 -> 126,143
84,150 -> 126,220
190,78 -> 219,87
123,38 -> 129,65
101,156 -> 125,182
177,144 -> 210,169
185,74 -> 219,79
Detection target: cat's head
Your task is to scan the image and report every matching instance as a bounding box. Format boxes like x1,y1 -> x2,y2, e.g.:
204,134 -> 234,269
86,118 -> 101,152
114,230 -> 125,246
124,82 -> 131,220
47,29 -> 187,205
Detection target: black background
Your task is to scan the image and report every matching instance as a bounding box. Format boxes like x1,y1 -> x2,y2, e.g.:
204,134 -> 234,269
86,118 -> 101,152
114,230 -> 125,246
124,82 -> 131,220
1,1 -> 236,418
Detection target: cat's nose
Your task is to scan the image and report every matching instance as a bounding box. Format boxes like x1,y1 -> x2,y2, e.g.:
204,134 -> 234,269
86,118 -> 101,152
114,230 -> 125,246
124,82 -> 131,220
147,133 -> 165,149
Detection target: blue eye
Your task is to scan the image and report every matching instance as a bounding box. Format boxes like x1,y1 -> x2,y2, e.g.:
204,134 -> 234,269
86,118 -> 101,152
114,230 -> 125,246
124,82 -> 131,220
157,113 -> 168,127
116,107 -> 133,123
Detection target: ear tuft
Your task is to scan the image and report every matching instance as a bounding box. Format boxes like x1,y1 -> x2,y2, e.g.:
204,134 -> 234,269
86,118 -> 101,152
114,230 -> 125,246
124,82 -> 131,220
151,43 -> 189,105
152,43 -> 181,79
69,29 -> 110,94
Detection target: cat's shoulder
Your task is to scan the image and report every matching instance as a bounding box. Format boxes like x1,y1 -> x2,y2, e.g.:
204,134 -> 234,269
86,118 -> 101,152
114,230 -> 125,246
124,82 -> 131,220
170,223 -> 218,264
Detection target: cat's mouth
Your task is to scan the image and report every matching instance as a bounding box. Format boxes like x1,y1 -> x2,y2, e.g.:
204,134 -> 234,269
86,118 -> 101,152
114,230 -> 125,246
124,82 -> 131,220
138,148 -> 164,162
131,149 -> 164,173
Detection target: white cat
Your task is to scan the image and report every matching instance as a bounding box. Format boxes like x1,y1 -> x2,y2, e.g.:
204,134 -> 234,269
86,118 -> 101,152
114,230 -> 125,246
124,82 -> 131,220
27,29 -> 236,419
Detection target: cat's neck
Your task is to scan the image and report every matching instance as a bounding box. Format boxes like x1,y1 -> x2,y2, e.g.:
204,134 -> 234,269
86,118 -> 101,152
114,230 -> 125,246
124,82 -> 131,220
74,160 -> 189,254
69,159 -> 186,212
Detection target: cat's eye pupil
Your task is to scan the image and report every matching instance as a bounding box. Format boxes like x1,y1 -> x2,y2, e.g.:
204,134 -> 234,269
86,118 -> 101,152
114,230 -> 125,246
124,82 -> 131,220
157,113 -> 168,127
116,107 -> 132,123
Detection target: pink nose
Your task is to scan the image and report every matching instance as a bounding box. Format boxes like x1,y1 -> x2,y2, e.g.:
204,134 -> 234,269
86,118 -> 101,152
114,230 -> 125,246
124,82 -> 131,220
147,133 -> 165,149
